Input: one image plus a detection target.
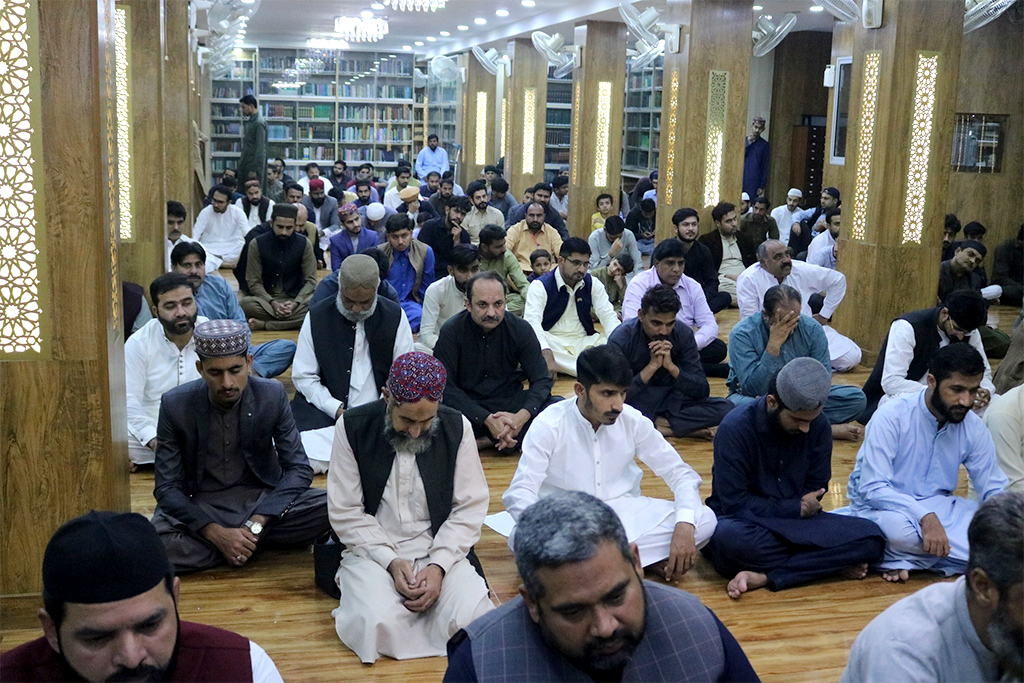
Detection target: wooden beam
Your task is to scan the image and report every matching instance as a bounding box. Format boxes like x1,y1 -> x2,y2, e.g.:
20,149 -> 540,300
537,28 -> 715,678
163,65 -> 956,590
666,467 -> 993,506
461,55 -> 498,187
505,38 -> 548,198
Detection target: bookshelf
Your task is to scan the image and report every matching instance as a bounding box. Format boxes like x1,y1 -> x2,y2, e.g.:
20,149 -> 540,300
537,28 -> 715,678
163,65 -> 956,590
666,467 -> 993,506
209,50 -> 257,183
621,57 -> 663,179
426,77 -> 459,150
544,66 -> 572,183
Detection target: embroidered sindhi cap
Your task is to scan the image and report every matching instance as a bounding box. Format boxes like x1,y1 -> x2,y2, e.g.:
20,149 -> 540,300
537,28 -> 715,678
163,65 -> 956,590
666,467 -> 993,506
776,357 -> 832,411
194,319 -> 248,359
386,352 -> 446,404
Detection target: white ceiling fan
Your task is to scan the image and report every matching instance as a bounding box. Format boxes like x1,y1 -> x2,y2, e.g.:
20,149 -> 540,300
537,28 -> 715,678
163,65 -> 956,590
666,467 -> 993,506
964,0 -> 1018,31
531,31 -> 578,79
817,0 -> 883,28
472,46 -> 511,77
752,13 -> 797,57
629,37 -> 664,71
428,54 -> 464,83
618,3 -> 681,54
412,67 -> 428,88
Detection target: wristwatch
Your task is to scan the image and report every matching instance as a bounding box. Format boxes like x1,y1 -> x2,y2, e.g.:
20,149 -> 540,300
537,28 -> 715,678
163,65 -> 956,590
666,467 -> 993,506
244,520 -> 263,536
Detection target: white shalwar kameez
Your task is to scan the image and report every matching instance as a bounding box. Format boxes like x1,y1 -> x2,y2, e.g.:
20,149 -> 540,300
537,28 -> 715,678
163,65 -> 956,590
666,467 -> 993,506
192,204 -> 248,269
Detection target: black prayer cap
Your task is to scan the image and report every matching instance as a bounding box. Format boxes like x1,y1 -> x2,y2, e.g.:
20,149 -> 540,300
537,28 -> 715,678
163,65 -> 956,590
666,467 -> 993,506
43,511 -> 172,604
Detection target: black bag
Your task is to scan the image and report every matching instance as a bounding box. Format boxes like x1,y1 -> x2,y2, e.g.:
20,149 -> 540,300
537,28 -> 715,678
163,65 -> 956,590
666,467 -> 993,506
314,533 -> 343,599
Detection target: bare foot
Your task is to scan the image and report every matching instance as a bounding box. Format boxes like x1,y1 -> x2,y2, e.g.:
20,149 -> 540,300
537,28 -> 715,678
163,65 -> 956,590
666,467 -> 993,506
882,569 -> 909,582
128,462 -> 138,473
832,423 -> 864,441
248,318 -> 266,331
681,427 -> 717,441
838,563 -> 869,580
654,417 -> 674,438
727,571 -> 768,599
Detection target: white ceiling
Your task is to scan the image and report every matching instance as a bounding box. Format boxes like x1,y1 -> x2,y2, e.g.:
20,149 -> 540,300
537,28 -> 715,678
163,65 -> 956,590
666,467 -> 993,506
241,0 -> 837,57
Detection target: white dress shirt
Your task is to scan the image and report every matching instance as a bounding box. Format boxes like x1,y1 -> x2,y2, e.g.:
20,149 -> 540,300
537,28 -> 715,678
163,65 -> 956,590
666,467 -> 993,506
235,197 -> 276,229
807,229 -> 837,269
417,276 -> 466,352
523,268 -> 620,351
984,386 -> 1024,493
737,260 -> 847,319
503,398 -> 704,536
192,204 -> 248,262
249,641 -> 285,683
297,175 -> 334,193
291,304 -> 414,419
383,187 -> 404,210
124,316 -> 208,446
770,204 -> 800,245
165,233 -> 196,272
550,192 -> 569,217
880,319 -> 995,400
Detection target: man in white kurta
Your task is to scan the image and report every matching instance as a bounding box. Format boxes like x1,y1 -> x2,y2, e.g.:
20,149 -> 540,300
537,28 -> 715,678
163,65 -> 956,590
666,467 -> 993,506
503,345 -> 717,578
983,385 -> 1024,493
192,187 -> 249,270
414,246 -> 480,353
737,240 -> 862,371
327,353 -> 494,664
843,344 -> 1008,579
523,237 -> 620,377
769,187 -> 803,247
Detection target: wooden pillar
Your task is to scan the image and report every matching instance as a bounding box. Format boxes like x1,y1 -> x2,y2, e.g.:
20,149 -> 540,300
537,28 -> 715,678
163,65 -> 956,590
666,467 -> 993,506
461,54 -> 497,187
656,0 -> 752,240
118,0 -> 166,289
505,38 -> 547,199
567,21 -> 627,239
1,0 -> 129,615
832,0 -> 963,357
163,0 -> 191,210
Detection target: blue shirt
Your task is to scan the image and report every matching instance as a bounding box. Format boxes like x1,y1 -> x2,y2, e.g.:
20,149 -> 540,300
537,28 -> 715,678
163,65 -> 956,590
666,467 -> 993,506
415,145 -> 449,178
727,312 -> 830,397
388,247 -> 434,303
194,274 -> 251,345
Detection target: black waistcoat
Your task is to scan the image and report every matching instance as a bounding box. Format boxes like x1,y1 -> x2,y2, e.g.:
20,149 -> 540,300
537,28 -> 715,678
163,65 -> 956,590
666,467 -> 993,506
861,306 -> 943,422
254,231 -> 306,298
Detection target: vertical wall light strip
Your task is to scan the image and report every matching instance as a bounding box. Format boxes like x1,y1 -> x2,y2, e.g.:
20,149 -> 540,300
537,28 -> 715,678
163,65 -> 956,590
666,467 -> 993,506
702,70 -> 729,208
902,53 -> 938,245
593,81 -> 612,187
500,95 -> 507,163
851,52 -> 880,242
0,0 -> 47,354
102,0 -> 122,330
522,87 -> 536,174
570,80 -> 581,185
663,70 -> 679,205
474,91 -> 487,165
114,6 -> 134,241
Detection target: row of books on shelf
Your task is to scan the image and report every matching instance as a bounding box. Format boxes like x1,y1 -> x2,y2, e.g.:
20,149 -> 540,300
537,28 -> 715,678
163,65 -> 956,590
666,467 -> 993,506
547,88 -> 572,104
545,129 -> 571,146
340,148 -> 404,162
213,86 -> 242,98
212,104 -> 240,118
212,141 -> 241,153
263,103 -> 295,118
337,84 -> 414,99
429,108 -> 457,123
298,104 -> 333,119
545,149 -> 570,164
340,125 -> 414,143
546,109 -> 571,126
214,66 -> 254,81
258,56 -> 335,72
212,122 -> 241,136
260,82 -> 335,97
266,144 -> 333,160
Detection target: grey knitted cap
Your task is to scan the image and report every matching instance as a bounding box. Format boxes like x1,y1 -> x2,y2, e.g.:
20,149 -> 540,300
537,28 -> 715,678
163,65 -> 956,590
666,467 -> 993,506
777,357 -> 831,410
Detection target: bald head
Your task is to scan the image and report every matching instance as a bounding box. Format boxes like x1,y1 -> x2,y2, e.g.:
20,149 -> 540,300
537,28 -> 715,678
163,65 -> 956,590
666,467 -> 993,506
339,254 -> 380,292
293,202 -> 308,225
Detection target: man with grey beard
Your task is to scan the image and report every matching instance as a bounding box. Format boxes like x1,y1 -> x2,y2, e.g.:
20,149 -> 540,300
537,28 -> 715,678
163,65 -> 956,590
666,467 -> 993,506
290,254 -> 413,470
841,492 -> 1023,683
327,352 -> 494,663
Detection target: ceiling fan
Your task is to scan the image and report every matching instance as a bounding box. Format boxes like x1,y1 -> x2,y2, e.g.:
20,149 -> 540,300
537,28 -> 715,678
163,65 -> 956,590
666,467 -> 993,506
472,46 -> 511,77
629,38 -> 664,71
818,0 -> 883,28
531,31 -> 578,79
428,54 -> 464,83
964,0 -> 1018,31
618,3 -> 681,54
752,13 -> 797,57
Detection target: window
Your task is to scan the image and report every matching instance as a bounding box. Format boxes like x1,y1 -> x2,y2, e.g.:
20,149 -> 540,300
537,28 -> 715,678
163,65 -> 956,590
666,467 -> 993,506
829,57 -> 853,165
951,113 -> 1006,173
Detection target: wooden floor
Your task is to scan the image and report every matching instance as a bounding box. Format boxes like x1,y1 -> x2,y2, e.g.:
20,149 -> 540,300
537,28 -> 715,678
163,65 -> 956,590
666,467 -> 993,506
2,268 -> 1014,682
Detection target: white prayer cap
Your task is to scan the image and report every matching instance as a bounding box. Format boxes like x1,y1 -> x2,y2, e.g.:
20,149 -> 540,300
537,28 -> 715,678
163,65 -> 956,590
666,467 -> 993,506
366,203 -> 386,221
786,188 -> 803,199
741,192 -> 750,201
776,358 -> 831,411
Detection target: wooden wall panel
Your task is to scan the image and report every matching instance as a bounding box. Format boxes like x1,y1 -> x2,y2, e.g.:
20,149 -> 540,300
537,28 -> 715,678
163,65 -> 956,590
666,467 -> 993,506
1,0 -> 130,602
163,0 -> 191,210
461,55 -> 498,187
506,38 -> 548,198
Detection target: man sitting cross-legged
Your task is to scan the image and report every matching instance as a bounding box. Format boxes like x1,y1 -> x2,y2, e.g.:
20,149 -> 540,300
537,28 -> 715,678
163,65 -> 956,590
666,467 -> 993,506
379,213 -> 435,333
841,343 -> 1008,582
524,237 -> 620,378
415,244 -> 480,353
151,320 -> 331,574
444,492 -> 759,682
728,284 -> 866,441
434,271 -> 558,454
610,284 -> 734,440
328,352 -> 495,664
239,203 -> 317,332
476,223 -> 530,316
503,345 -> 718,582
291,254 -> 414,471
703,357 -> 885,599
193,184 -> 249,270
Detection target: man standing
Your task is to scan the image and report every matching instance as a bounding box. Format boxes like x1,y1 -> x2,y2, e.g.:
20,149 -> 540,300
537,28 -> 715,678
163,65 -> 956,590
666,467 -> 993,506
738,196 -> 779,247
807,209 -> 841,270
588,215 -> 641,280
300,178 -> 341,255
549,175 -> 569,222
0,511 -> 285,682
524,238 -> 620,377
330,202 -> 379,270
674,207 -> 731,313
610,285 -> 733,439
416,245 -> 479,353
743,116 -> 769,199
165,200 -> 195,272
844,344 -> 1008,581
488,177 -> 518,220
328,352 -> 493,663
699,202 -> 752,306
770,188 -> 803,247
728,285 -> 866,440
503,345 -> 718,579
171,241 -> 295,379
462,179 -> 505,245
737,239 -> 863,372
434,272 -> 557,453
841,492 -> 1023,683
236,179 -> 275,229
151,319 -> 331,573
240,204 -> 317,332
704,358 -> 885,598
415,133 -> 450,179
507,202 -> 563,276
238,95 -> 267,191
477,224 -> 530,316
622,238 -> 728,378
506,183 -> 567,239
445,492 -> 759,682
124,273 -> 204,466
192,185 -> 249,269
418,195 -> 472,275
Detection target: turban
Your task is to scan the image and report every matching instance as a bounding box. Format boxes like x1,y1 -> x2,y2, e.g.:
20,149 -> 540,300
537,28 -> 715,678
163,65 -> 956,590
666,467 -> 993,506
43,511 -> 172,604
399,186 -> 421,202
386,352 -> 446,404
339,202 -> 359,218
366,203 -> 386,221
194,319 -> 249,358
776,358 -> 831,411
786,187 -> 803,199
309,178 -> 325,191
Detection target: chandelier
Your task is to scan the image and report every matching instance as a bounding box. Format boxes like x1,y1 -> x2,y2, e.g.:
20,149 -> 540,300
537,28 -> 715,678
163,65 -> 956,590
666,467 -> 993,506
334,15 -> 389,42
385,0 -> 446,11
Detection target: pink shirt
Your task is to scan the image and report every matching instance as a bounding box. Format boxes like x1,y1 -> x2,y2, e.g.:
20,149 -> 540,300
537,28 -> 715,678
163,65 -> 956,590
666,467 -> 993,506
621,268 -> 719,350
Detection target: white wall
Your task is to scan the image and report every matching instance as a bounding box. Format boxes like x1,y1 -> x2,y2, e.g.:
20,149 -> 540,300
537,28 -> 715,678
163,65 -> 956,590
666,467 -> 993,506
747,52 -> 775,141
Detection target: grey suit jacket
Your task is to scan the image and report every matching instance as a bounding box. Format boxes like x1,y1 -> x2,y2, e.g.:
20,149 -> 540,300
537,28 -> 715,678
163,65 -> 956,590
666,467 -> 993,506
300,195 -> 340,231
153,377 -> 314,533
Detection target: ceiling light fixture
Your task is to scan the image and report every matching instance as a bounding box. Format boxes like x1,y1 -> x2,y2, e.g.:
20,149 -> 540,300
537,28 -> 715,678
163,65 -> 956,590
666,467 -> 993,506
384,0 -> 447,11
496,9 -> 509,16
457,24 -> 469,30
403,44 -> 413,49
414,40 -> 424,45
335,15 -> 390,41
753,4 -> 763,9
521,0 -> 535,6
474,17 -> 487,24
439,30 -> 450,35
360,9 -> 373,18
809,4 -> 824,10
426,36 -> 436,41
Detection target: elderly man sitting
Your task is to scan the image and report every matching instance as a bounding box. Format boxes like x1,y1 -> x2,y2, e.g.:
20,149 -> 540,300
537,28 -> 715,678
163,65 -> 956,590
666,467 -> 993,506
328,352 -> 494,663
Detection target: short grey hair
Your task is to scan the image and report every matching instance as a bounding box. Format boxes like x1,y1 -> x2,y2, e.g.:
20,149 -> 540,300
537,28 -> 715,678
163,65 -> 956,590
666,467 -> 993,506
967,492 -> 1024,596
756,239 -> 786,262
339,254 -> 380,291
514,491 -> 632,599
763,284 -> 802,315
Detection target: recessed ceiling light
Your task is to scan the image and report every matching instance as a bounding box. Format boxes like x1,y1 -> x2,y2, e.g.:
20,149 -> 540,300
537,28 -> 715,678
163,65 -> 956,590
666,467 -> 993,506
809,4 -> 824,10
521,0 -> 535,6
474,17 -> 487,24
370,2 -> 384,7
414,40 -> 424,45
764,14 -> 772,19
439,30 -> 450,36
403,44 -> 413,50
752,4 -> 763,9
457,24 -> 469,30
389,54 -> 397,57
360,9 -> 373,18
496,9 -> 509,16
426,36 -> 436,41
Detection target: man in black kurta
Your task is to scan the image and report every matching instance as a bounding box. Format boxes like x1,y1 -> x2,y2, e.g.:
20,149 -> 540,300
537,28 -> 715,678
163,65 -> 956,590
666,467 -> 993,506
608,284 -> 732,439
433,271 -> 558,453
702,357 -> 884,598
418,194 -> 472,275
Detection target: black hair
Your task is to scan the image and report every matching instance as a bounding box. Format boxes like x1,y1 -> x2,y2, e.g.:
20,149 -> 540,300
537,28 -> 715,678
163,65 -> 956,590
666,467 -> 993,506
478,223 -> 506,246
211,184 -> 232,200
466,179 -> 488,197
962,221 -> 986,238
523,201 -> 547,217
358,162 -> 374,172
652,237 -> 686,263
150,272 -> 194,307
169,241 -> 206,267
957,240 -> 987,258
639,198 -> 656,213
603,216 -> 626,236
220,175 -> 238,189
559,237 -> 591,258
440,176 -> 455,187
532,183 -> 552,195
825,208 -> 841,223
304,162 -> 320,172
427,133 -> 439,141
239,94 -> 258,107
943,290 -> 987,332
465,271 -> 507,300
763,284 -> 802,315
672,207 -> 699,225
449,244 -> 480,269
551,175 -> 568,188
385,213 -> 414,234
425,171 -> 441,180
752,196 -> 770,208
944,213 -> 962,234
576,345 -> 633,390
929,341 -> 986,384
448,195 -> 473,214
360,246 -> 391,279
395,166 -> 412,177
354,179 -> 372,190
640,283 -> 681,316
490,178 -> 509,193
283,182 -> 304,197
484,164 -> 499,174
613,251 -> 635,273
712,202 -> 736,223
596,193 -> 614,207
166,200 -> 187,219
530,249 -> 552,265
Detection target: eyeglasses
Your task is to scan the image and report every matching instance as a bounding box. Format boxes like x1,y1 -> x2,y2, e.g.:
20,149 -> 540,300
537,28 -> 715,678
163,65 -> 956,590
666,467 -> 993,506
563,258 -> 589,269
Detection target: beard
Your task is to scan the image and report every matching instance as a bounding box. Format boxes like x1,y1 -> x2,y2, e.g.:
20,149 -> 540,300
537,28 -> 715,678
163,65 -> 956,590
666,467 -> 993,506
930,387 -> 970,424
988,600 -> 1024,680
383,410 -> 438,454
59,615 -> 179,682
158,310 -> 197,336
336,294 -> 377,322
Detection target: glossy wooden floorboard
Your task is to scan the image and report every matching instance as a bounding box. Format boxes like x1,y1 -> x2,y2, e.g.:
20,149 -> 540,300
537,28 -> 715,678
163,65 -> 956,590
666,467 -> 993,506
2,268 -> 1012,682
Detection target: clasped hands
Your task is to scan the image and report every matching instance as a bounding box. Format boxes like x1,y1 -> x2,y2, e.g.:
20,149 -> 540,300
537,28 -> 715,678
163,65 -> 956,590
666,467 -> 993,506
485,410 -> 529,450
270,300 -> 297,319
388,559 -> 444,612
201,515 -> 268,567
